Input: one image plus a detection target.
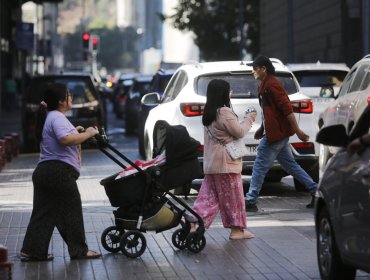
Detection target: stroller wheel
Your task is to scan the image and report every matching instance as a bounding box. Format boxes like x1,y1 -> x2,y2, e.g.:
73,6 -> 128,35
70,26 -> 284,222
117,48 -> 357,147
101,226 -> 124,253
186,232 -> 206,253
120,230 -> 147,258
172,228 -> 188,250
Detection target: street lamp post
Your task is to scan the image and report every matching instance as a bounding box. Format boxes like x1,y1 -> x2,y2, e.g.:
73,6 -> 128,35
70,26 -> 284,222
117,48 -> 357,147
239,0 -> 244,60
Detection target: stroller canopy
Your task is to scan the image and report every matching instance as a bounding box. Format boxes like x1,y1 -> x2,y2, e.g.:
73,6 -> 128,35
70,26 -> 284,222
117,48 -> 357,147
152,120 -> 201,166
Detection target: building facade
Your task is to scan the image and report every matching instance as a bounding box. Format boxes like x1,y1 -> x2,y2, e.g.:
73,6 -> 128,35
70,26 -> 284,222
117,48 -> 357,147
259,0 -> 370,67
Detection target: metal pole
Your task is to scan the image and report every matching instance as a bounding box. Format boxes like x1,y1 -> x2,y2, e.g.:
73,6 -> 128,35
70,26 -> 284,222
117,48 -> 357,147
363,0 -> 369,55
239,0 -> 245,60
287,0 -> 294,63
0,0 -> 3,112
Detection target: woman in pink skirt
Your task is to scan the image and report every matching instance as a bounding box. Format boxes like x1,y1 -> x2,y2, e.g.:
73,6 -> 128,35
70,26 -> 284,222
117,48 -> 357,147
192,79 -> 256,240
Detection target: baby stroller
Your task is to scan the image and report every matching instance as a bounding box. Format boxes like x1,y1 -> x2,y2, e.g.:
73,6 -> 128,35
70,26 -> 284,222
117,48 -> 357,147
97,120 -> 205,258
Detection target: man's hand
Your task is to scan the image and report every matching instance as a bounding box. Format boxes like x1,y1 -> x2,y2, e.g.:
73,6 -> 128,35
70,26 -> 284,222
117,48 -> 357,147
296,129 -> 309,142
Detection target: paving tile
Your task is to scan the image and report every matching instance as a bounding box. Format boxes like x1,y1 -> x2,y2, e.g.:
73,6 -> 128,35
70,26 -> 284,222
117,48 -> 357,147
2,149 -> 370,279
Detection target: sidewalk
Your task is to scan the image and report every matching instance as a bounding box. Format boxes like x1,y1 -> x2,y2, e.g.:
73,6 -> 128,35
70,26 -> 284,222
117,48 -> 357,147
1,107 -> 370,279
1,149 -> 323,280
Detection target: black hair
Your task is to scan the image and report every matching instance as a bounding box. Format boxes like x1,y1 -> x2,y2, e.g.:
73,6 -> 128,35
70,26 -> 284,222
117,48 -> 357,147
202,79 -> 232,126
35,83 -> 68,143
252,55 -> 275,75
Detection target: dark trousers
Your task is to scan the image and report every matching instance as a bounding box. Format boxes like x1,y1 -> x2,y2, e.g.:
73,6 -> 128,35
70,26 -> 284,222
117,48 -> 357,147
21,161 -> 88,258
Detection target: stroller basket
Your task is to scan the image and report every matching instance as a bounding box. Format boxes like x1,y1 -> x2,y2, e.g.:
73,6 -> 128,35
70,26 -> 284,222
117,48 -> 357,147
100,172 -> 149,208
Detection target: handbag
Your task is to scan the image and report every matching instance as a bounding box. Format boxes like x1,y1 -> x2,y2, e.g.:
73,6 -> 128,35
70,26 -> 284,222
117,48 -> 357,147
225,138 -> 248,160
206,127 -> 248,160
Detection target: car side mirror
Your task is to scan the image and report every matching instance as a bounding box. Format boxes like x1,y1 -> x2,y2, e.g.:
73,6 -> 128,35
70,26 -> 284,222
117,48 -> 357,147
316,124 -> 349,147
319,85 -> 334,99
141,92 -> 160,105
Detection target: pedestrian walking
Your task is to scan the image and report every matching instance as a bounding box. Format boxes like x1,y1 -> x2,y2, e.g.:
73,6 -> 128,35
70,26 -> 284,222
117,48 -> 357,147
192,79 -> 256,240
245,55 -> 317,212
20,83 -> 101,261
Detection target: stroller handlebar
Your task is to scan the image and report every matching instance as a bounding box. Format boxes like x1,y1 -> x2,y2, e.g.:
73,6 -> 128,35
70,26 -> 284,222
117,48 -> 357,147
84,127 -> 108,148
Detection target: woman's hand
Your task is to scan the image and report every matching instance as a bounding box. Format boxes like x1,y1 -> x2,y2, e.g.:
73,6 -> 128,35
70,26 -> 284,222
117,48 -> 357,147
247,112 -> 257,122
60,126 -> 99,146
76,126 -> 85,133
85,127 -> 99,138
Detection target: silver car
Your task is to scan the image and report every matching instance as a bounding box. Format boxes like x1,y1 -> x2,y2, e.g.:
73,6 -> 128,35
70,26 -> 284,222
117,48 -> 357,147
315,105 -> 370,280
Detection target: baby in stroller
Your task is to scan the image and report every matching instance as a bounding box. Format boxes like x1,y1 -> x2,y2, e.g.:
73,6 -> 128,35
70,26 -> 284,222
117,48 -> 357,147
98,120 -> 205,258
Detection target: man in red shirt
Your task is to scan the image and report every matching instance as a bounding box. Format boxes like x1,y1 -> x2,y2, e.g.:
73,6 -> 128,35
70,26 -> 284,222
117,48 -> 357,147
245,55 -> 317,211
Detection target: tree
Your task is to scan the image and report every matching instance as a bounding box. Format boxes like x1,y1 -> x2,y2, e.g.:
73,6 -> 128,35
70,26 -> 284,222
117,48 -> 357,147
165,0 -> 259,61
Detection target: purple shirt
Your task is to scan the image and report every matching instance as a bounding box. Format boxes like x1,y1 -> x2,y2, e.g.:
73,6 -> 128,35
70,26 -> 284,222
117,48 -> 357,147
39,110 -> 81,173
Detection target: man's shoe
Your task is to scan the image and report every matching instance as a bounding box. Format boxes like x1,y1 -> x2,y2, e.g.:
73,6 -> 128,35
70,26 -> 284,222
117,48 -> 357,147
245,201 -> 258,212
306,194 -> 315,208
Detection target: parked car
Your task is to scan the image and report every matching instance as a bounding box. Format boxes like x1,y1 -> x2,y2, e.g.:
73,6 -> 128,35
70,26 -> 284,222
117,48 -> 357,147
112,73 -> 137,118
142,60 -> 319,191
314,105 -> 370,280
318,55 -> 370,170
288,62 -> 349,123
125,74 -> 152,134
137,69 -> 175,157
22,72 -> 106,153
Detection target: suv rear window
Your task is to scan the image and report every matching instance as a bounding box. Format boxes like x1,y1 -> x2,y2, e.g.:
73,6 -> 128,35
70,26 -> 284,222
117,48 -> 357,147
196,72 -> 298,98
293,70 -> 348,87
27,76 -> 97,104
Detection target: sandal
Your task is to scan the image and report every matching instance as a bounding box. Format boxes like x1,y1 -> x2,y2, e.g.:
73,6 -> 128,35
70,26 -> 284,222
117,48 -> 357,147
229,230 -> 255,240
20,252 -> 54,262
71,250 -> 101,260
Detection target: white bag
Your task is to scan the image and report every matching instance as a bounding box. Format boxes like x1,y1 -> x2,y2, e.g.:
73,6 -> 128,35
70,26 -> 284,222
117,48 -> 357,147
206,127 -> 247,160
225,138 -> 248,160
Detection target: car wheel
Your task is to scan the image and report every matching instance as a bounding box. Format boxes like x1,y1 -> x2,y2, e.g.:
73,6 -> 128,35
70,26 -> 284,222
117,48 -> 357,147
144,136 -> 153,160
319,144 -> 331,171
316,207 -> 356,280
138,118 -> 145,158
126,116 -> 135,135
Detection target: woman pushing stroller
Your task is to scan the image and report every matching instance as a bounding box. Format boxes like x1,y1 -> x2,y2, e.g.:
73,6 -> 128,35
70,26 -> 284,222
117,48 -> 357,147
192,79 -> 256,240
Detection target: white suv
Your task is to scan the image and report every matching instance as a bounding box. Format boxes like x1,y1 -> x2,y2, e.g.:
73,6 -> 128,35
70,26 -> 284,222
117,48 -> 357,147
288,62 -> 349,123
142,60 -> 319,191
318,55 -> 370,170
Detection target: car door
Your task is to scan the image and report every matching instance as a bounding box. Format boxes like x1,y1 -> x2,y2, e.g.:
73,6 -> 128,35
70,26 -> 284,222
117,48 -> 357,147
332,146 -> 370,268
331,107 -> 370,268
335,64 -> 368,132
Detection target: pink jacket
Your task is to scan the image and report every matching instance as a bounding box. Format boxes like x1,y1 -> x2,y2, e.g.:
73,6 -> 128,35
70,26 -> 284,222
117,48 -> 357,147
203,107 -> 253,174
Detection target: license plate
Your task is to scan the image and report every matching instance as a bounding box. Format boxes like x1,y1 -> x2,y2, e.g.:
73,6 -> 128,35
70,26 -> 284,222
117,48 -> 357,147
246,145 -> 258,156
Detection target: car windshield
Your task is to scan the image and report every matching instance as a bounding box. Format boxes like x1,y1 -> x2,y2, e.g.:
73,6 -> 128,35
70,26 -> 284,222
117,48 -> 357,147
293,70 -> 348,87
196,72 -> 298,98
27,77 -> 97,104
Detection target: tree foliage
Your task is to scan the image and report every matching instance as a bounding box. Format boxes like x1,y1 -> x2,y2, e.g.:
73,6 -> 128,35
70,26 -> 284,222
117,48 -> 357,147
167,0 -> 259,61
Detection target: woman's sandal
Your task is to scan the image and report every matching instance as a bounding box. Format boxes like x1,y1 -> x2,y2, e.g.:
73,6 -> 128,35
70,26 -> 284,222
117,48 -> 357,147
229,230 -> 255,240
20,252 -> 54,262
71,250 -> 101,260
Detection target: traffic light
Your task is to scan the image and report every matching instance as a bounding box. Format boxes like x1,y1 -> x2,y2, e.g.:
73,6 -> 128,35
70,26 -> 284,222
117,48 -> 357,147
82,32 -> 90,50
91,35 -> 100,52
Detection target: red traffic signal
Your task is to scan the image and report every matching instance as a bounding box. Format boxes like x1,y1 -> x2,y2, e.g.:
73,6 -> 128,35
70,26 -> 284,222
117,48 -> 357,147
91,35 -> 100,52
82,32 -> 90,49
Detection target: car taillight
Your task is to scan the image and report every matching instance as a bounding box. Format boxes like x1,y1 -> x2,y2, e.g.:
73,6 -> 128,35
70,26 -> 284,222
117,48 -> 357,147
291,142 -> 315,154
197,145 -> 204,151
291,100 -> 313,114
119,96 -> 127,102
367,95 -> 370,104
180,103 -> 205,117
